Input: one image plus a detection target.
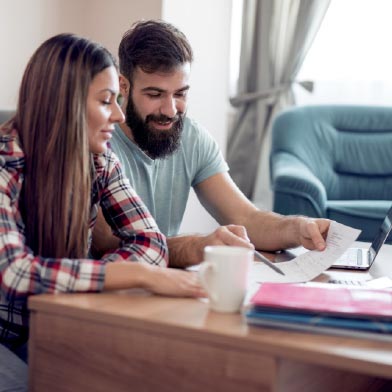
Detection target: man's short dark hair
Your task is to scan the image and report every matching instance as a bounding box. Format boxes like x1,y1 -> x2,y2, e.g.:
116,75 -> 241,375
119,19 -> 193,84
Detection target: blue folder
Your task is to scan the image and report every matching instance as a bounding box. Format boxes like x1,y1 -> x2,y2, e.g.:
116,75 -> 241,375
246,307 -> 392,342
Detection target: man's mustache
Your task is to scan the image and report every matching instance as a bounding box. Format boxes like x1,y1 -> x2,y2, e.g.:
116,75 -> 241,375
146,113 -> 182,124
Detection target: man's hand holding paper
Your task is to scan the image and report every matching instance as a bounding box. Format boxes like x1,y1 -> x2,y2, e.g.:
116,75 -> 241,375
252,221 -> 361,284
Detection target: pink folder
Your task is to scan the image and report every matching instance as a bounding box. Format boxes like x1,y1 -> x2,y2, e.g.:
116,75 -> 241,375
250,283 -> 392,319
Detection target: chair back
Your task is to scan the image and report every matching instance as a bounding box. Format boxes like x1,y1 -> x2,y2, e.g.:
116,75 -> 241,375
0,110 -> 15,124
271,105 -> 392,201
270,105 -> 392,241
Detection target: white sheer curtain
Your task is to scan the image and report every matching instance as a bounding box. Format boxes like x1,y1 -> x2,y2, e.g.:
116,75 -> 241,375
296,0 -> 392,107
227,0 -> 330,205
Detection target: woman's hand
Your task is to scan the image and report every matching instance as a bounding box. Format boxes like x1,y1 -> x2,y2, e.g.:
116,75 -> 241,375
142,265 -> 206,298
104,261 -> 206,298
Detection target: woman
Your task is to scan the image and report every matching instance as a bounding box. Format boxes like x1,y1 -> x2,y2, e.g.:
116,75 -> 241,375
0,33 -> 204,390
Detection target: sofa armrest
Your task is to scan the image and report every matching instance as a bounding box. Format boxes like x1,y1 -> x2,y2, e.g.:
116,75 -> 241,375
270,152 -> 327,217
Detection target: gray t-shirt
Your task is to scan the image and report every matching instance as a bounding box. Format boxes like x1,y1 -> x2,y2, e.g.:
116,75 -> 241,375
109,117 -> 229,236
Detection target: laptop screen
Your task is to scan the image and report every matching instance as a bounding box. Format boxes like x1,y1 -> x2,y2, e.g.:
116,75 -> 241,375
369,206 -> 392,264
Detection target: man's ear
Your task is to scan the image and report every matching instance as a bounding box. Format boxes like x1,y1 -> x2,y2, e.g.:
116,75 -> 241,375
119,74 -> 130,97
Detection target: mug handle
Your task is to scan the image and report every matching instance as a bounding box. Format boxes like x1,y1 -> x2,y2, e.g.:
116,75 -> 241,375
198,261 -> 218,303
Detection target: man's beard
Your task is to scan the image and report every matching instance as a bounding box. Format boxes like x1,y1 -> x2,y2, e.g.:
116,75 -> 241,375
125,95 -> 184,159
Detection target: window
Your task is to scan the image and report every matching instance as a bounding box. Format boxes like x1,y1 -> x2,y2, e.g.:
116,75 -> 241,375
295,0 -> 392,106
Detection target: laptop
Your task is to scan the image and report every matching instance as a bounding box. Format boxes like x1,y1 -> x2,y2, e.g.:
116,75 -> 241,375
331,206 -> 392,270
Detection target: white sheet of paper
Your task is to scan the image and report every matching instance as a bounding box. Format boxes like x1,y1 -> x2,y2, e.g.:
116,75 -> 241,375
251,221 -> 361,284
364,276 -> 392,289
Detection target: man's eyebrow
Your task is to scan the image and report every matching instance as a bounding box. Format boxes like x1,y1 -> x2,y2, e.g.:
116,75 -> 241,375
141,85 -> 190,93
176,85 -> 190,93
141,87 -> 166,93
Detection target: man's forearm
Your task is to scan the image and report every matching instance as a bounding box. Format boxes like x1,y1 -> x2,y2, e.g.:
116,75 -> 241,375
167,235 -> 205,268
244,210 -> 302,251
167,225 -> 255,267
244,209 -> 328,252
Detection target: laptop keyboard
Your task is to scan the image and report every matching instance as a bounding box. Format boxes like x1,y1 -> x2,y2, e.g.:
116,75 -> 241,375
345,248 -> 363,265
328,278 -> 366,286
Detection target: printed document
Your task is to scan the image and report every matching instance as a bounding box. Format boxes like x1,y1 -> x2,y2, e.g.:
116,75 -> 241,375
252,221 -> 361,284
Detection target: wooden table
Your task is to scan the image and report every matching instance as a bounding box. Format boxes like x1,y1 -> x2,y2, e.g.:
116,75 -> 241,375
28,243 -> 392,392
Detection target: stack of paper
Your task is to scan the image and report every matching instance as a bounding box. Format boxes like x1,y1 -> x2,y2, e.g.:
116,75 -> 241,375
245,283 -> 392,342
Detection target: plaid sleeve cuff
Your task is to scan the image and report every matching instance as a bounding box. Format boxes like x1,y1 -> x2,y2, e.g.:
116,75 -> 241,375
72,260 -> 106,292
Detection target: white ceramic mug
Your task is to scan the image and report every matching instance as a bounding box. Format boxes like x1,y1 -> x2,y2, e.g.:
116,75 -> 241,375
199,246 -> 253,313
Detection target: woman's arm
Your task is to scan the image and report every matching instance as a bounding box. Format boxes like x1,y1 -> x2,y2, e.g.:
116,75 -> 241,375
95,151 -> 168,266
0,146 -> 198,300
0,188 -> 202,299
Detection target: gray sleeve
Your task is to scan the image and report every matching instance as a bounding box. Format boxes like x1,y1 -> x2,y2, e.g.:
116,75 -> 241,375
191,123 -> 229,187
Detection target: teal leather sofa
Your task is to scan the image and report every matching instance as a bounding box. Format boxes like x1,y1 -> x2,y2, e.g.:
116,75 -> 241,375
270,105 -> 392,241
0,110 -> 14,124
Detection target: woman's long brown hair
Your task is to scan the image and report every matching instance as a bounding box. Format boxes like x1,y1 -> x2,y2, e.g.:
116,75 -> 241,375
15,34 -> 116,258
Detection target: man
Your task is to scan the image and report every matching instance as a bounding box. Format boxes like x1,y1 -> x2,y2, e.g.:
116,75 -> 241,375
93,19 -> 330,267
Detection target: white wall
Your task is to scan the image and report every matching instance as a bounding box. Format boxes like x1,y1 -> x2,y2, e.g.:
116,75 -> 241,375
0,0 -> 162,109
163,0 -> 233,234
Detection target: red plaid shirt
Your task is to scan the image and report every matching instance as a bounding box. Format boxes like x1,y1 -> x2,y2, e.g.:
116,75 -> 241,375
0,129 -> 168,344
